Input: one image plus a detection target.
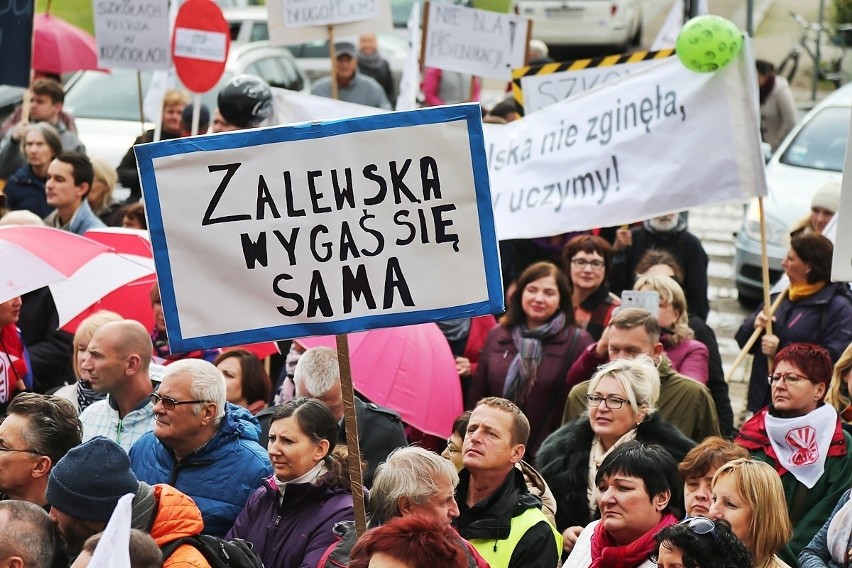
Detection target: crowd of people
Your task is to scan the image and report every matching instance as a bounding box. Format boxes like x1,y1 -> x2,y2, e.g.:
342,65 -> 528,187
0,28 -> 850,568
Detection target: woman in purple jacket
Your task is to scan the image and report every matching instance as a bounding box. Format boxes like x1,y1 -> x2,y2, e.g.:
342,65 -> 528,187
227,398 -> 354,568
468,261 -> 593,460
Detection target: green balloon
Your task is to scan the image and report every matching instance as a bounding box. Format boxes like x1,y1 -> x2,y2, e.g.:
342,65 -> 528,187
676,15 -> 743,73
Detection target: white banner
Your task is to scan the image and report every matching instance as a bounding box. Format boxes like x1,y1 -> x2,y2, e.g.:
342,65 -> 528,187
136,104 -> 502,351
520,57 -> 668,115
831,109 -> 852,281
267,0 -> 391,44
423,3 -> 529,81
93,0 -> 170,70
486,41 -> 767,240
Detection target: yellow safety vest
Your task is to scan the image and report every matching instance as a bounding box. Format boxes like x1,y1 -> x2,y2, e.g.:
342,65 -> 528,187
468,507 -> 562,568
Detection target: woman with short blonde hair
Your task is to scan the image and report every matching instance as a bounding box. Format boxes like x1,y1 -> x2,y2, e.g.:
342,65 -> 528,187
634,274 -> 710,384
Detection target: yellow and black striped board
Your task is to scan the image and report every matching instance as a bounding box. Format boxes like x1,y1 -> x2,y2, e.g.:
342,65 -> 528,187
511,48 -> 674,114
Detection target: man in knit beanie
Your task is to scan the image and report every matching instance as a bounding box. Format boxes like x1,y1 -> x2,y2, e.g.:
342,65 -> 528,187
46,437 -> 210,565
46,437 -> 139,556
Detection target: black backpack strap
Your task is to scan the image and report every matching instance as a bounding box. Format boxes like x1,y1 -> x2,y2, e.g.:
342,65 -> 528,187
159,536 -> 197,564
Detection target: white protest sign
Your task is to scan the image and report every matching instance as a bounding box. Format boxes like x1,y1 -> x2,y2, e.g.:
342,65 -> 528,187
136,104 -> 502,352
173,28 -> 227,62
396,1 -> 422,111
519,54 -> 671,114
93,0 -> 170,70
423,2 -> 530,81
485,40 -> 766,240
266,0 -> 392,45
831,109 -> 852,281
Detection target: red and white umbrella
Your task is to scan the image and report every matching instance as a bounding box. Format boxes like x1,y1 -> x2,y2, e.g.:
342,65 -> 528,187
0,226 -> 148,302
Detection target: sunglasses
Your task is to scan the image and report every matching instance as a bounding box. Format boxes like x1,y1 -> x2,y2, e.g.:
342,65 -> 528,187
680,516 -> 717,539
150,393 -> 209,410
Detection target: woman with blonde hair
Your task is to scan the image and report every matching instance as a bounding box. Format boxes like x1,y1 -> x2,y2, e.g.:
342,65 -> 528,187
117,89 -> 190,202
634,274 -> 710,384
709,458 -> 793,568
824,344 -> 852,429
53,310 -> 122,413
87,156 -> 121,224
538,356 -> 694,554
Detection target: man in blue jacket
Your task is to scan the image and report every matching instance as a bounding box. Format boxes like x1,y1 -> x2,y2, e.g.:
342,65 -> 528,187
129,358 -> 272,536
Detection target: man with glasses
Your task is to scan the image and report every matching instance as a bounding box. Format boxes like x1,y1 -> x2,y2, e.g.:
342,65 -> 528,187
0,393 -> 81,509
129,358 -> 272,536
79,320 -> 157,452
563,308 -> 719,443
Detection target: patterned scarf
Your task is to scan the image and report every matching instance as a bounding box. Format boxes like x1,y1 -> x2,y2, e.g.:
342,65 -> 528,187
436,318 -> 472,343
502,312 -> 566,407
590,512 -> 678,568
76,379 -> 107,412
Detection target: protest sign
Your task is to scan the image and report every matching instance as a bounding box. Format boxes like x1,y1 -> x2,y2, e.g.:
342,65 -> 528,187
513,50 -> 674,114
486,40 -> 767,240
266,0 -> 392,45
831,110 -> 852,281
422,2 -> 530,81
0,0 -> 33,87
136,104 -> 502,352
93,0 -> 170,70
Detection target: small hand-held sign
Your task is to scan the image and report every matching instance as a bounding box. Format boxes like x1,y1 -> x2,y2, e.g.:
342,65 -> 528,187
172,0 -> 230,93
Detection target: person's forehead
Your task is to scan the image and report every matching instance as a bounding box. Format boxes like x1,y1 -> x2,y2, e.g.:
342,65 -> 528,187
160,371 -> 194,395
0,413 -> 29,442
610,325 -> 651,345
89,327 -> 120,352
48,160 -> 73,177
470,405 -> 512,432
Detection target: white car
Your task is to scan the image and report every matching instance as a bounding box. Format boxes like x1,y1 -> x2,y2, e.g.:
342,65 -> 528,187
62,42 -> 310,172
733,83 -> 849,301
517,0 -> 642,51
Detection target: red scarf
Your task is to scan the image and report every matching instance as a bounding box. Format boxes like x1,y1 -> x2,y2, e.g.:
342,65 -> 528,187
590,512 -> 677,568
0,323 -> 28,403
736,406 -> 847,476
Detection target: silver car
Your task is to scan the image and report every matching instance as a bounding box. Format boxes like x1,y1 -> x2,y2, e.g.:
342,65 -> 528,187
63,42 -> 310,170
733,83 -> 849,302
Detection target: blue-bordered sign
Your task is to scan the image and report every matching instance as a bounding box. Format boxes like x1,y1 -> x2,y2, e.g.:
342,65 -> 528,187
136,103 -> 503,352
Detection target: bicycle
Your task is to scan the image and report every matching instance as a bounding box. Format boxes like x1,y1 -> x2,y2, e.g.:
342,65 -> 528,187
777,11 -> 852,89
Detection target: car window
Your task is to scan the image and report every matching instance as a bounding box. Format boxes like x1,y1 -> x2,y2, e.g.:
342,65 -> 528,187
779,106 -> 848,172
250,22 -> 269,42
302,40 -> 331,58
245,57 -> 303,91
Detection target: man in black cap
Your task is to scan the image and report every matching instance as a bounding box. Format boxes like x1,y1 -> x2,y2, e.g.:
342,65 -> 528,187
311,41 -> 391,109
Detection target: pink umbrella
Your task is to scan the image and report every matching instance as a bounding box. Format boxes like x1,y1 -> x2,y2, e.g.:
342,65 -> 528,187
0,226 -> 126,303
33,13 -> 99,75
298,323 -> 462,438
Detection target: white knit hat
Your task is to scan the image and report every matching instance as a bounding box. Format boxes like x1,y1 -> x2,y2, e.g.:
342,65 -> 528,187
811,180 -> 842,213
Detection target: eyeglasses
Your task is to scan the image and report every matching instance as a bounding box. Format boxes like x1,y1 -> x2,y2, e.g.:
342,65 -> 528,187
445,440 -> 461,455
571,258 -> 605,269
586,395 -> 629,409
0,444 -> 41,456
768,373 -> 811,386
150,393 -> 209,410
680,516 -> 718,540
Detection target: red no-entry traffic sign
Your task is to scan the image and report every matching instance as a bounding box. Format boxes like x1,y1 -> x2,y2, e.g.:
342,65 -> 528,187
172,0 -> 230,93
